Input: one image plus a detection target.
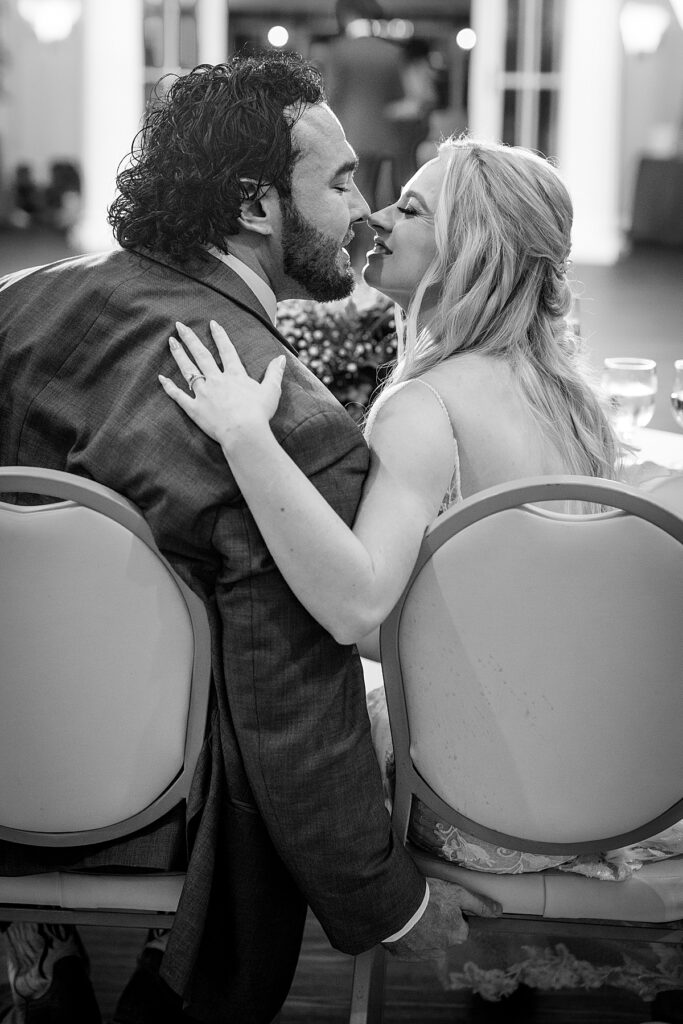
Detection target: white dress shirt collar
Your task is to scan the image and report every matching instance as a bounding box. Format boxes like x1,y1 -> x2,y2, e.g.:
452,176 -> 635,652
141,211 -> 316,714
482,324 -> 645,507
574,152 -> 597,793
207,246 -> 278,326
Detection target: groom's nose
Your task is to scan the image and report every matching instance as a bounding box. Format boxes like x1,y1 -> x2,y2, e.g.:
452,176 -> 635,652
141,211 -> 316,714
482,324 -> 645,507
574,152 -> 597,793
349,182 -> 371,225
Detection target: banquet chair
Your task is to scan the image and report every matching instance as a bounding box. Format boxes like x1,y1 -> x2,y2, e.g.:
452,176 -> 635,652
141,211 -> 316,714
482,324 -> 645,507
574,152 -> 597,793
0,466 -> 211,928
350,476 -> 683,1024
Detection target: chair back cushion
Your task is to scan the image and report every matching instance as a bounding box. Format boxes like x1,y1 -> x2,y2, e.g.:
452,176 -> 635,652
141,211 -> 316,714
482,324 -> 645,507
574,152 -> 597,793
389,479 -> 683,850
0,475 -> 206,836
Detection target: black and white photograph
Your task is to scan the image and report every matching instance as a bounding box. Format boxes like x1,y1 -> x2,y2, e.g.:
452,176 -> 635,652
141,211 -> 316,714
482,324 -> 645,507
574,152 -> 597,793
0,1 -> 682,1021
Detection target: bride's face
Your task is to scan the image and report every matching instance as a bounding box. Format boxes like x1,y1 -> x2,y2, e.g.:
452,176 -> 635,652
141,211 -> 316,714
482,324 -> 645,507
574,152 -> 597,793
362,152 -> 446,309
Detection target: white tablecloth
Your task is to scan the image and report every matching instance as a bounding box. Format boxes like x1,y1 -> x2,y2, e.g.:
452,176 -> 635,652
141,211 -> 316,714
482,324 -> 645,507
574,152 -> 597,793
630,426 -> 683,471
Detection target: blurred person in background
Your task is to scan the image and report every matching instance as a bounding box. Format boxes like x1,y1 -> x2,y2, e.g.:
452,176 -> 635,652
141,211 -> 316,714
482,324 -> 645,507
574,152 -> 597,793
384,38 -> 439,179
10,164 -> 42,229
324,0 -> 416,266
0,53 -> 497,1024
44,161 -> 82,232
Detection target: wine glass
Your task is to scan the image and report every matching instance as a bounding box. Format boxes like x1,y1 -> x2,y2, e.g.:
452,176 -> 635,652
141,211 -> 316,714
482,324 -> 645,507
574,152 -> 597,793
602,357 -> 657,441
671,359 -> 683,430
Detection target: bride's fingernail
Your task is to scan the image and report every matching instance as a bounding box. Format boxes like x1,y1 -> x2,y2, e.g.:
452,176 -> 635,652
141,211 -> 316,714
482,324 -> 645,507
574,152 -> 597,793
169,337 -> 179,350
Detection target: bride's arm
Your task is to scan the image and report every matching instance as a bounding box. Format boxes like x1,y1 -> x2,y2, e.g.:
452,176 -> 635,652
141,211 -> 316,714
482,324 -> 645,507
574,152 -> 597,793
160,320 -> 455,643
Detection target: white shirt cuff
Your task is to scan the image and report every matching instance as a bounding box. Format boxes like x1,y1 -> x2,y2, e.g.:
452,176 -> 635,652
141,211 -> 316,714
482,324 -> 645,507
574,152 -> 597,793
382,881 -> 430,943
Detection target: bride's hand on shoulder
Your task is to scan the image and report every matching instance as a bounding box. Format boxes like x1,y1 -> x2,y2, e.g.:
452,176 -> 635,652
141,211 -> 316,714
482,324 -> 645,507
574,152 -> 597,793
158,319 -> 286,451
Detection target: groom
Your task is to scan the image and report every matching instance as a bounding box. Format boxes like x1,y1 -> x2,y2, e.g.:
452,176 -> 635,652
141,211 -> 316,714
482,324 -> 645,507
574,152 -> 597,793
0,52 -> 497,1022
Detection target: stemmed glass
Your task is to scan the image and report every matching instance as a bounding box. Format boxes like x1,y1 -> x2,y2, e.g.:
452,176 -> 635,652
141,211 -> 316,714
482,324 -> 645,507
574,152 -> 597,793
671,359 -> 683,430
602,357 -> 657,441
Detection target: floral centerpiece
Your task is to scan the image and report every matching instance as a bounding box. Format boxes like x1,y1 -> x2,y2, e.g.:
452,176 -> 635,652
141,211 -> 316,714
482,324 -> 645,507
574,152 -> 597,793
277,291 -> 398,423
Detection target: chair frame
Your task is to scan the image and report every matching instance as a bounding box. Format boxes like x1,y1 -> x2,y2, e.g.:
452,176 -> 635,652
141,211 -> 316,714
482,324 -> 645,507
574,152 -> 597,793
0,467 -> 212,927
0,896 -> 188,929
350,476 -> 683,1023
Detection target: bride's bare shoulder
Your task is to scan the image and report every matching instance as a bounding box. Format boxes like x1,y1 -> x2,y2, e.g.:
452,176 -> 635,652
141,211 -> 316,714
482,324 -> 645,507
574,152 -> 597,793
424,351 -> 512,401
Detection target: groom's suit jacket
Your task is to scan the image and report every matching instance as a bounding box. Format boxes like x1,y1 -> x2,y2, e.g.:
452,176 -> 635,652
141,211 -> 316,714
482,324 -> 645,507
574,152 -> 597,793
0,247 -> 425,1021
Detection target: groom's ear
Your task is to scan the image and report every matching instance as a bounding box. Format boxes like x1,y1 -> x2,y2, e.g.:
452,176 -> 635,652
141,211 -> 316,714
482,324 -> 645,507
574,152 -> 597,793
237,178 -> 276,237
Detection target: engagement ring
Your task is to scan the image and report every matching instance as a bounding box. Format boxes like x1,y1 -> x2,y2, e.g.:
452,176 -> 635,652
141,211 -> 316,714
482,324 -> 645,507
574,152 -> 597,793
186,372 -> 206,394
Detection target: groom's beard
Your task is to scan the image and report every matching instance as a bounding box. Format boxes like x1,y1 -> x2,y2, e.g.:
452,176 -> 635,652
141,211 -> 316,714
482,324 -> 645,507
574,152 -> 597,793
281,200 -> 355,302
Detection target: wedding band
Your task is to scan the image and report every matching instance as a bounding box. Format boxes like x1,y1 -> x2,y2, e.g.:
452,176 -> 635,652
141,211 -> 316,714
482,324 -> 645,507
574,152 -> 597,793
186,372 -> 206,394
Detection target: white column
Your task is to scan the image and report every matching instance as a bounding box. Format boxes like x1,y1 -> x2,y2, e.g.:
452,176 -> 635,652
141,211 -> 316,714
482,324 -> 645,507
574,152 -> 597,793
71,0 -> 144,253
197,0 -> 229,65
468,0 -> 507,141
557,0 -> 623,264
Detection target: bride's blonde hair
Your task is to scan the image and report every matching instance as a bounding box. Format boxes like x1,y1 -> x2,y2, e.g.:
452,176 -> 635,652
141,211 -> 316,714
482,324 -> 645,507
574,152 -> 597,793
381,137 -> 621,478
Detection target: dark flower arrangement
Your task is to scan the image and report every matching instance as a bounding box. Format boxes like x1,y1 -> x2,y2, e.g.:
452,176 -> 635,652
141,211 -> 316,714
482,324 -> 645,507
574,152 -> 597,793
277,294 -> 398,423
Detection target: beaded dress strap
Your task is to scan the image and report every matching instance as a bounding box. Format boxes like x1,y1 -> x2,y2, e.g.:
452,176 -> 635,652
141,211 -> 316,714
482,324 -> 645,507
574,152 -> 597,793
412,379 -> 462,510
364,379 -> 462,509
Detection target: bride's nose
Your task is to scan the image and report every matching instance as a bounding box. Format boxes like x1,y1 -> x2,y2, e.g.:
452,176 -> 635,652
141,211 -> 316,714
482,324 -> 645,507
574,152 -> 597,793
368,207 -> 392,233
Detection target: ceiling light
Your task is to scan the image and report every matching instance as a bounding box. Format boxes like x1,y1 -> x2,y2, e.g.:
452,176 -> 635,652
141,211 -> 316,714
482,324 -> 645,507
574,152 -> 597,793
620,1 -> 671,55
18,0 -> 81,44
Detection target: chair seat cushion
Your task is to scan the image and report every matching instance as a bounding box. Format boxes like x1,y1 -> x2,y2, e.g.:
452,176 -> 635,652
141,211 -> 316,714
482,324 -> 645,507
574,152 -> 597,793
411,848 -> 683,923
0,871 -> 185,912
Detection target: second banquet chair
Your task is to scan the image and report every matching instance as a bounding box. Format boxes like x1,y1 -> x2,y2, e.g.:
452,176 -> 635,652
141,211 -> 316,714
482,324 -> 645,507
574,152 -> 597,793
0,466 -> 211,927
351,476 -> 683,1024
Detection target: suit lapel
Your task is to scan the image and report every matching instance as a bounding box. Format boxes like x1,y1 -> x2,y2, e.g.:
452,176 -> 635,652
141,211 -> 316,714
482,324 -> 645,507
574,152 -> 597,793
133,247 -> 300,356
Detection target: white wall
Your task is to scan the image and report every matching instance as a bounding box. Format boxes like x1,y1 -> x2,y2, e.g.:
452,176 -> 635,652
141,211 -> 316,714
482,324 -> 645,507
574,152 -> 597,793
468,0 -> 507,142
557,0 -> 624,264
197,0 -> 229,64
1,3 -> 82,187
73,0 -> 145,252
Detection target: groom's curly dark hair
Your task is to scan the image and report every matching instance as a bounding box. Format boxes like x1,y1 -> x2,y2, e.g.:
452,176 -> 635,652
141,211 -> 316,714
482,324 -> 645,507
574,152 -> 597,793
108,51 -> 326,263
